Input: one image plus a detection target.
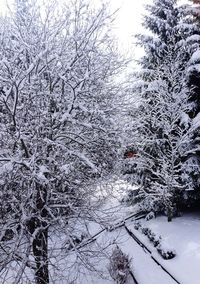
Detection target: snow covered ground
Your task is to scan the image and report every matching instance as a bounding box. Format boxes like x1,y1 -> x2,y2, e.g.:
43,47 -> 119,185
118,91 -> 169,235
107,228 -> 176,284
2,180 -> 200,284
0,179 -> 137,284
127,212 -> 200,284
87,209 -> 200,284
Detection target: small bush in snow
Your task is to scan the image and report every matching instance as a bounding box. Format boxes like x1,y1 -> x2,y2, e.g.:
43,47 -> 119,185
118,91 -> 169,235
141,227 -> 151,236
134,221 -> 142,230
157,244 -> 176,260
152,235 -> 162,247
145,211 -> 156,221
148,231 -> 156,242
108,246 -> 131,284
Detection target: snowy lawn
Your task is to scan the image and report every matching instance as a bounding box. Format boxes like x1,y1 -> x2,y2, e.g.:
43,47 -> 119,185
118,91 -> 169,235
127,212 -> 200,284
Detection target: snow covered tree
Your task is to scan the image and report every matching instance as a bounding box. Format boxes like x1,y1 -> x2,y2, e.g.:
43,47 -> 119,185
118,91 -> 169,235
126,0 -> 193,219
0,0 -> 125,282
181,0 -> 200,198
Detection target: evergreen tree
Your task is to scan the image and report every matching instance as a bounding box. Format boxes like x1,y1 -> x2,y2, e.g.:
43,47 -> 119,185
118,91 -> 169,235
182,0 -> 200,198
127,0 -> 192,219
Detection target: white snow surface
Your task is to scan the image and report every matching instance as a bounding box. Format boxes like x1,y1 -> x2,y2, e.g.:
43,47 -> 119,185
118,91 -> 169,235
2,180 -> 200,284
186,34 -> 200,43
188,63 -> 200,73
190,49 -> 200,64
192,112 -> 200,130
128,212 -> 200,284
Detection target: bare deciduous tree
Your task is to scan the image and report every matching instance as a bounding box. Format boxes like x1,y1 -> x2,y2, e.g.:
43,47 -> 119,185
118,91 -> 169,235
0,0 -> 125,283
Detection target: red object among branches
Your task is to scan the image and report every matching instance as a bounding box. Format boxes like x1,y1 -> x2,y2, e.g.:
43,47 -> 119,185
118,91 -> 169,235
124,150 -> 137,159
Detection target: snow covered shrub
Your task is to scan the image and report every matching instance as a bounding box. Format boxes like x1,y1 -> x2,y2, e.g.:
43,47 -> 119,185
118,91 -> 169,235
148,231 -> 156,242
145,211 -> 155,221
141,227 -> 151,236
134,222 -> 175,259
141,226 -> 175,259
146,230 -> 162,247
152,235 -> 162,248
134,221 -> 142,230
108,246 -> 131,284
137,195 -> 164,216
143,227 -> 160,246
157,244 -> 176,260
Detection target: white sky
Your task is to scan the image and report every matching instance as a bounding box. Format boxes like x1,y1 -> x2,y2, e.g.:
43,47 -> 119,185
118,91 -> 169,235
109,0 -> 152,55
0,0 -> 190,58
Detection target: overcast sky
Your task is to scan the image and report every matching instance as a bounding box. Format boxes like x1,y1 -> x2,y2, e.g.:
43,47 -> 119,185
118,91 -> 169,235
109,0 -> 152,55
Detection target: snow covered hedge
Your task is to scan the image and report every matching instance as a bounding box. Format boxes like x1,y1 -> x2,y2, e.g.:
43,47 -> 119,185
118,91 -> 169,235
134,222 -> 176,260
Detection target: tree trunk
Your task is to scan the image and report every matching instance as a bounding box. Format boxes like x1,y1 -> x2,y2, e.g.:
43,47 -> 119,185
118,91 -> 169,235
29,184 -> 49,284
167,207 -> 172,222
33,227 -> 49,284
